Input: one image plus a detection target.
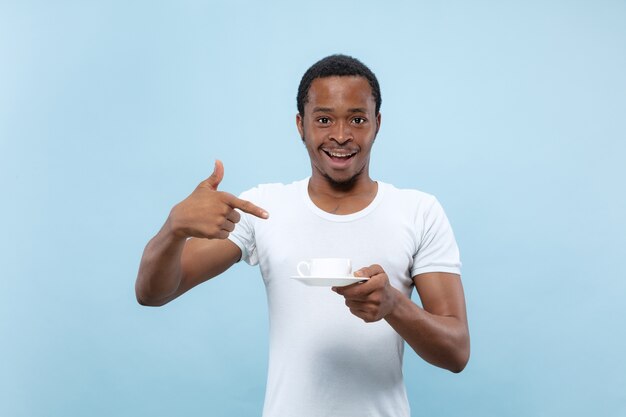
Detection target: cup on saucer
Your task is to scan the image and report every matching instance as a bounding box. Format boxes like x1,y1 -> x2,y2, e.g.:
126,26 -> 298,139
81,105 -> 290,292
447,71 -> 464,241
296,258 -> 352,278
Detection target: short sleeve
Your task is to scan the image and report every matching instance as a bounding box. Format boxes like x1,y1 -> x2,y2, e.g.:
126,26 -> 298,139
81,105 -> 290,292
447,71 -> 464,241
411,197 -> 461,277
227,189 -> 259,266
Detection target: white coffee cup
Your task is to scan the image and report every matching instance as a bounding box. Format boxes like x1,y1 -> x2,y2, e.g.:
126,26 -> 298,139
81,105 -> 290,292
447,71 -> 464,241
297,258 -> 352,278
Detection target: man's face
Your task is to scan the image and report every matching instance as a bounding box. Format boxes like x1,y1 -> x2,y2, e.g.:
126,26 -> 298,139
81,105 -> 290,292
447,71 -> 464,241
297,76 -> 381,186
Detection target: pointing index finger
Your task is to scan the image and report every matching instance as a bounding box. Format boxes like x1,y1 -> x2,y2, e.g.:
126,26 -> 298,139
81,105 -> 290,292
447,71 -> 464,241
225,194 -> 269,219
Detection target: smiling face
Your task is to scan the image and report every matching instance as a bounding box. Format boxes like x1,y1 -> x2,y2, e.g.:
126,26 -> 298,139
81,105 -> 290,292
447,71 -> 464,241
297,76 -> 381,188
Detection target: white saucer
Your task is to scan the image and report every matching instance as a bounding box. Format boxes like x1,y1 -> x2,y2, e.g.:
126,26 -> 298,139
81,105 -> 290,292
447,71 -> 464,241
290,275 -> 369,287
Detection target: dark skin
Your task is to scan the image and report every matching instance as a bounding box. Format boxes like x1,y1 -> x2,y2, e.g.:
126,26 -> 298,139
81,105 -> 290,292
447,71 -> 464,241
136,75 -> 469,372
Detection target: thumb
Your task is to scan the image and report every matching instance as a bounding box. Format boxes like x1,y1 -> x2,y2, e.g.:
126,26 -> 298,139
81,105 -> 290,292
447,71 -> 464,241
205,159 -> 224,190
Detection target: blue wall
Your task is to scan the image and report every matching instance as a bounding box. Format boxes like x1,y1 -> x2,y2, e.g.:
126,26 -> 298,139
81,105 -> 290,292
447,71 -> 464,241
1,1 -> 625,416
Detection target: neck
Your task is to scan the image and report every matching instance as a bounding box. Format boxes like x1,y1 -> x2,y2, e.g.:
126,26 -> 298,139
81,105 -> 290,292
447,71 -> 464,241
307,169 -> 378,215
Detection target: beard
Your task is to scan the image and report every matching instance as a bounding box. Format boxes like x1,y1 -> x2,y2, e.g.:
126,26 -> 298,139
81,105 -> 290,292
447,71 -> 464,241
322,166 -> 364,190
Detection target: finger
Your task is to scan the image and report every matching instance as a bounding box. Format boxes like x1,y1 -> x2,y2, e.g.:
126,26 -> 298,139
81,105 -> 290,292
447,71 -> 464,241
354,264 -> 385,279
345,299 -> 367,309
335,279 -> 376,299
226,209 -> 241,223
221,219 -> 236,233
333,280 -> 365,294
348,307 -> 373,322
205,159 -> 224,190
226,195 -> 269,219
214,229 -> 230,240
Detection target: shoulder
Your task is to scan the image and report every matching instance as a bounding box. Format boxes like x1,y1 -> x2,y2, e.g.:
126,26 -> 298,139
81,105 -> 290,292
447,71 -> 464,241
378,182 -> 451,229
379,181 -> 439,210
239,178 -> 307,204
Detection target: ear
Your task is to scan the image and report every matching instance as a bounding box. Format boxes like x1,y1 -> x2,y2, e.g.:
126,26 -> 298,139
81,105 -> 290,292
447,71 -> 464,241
375,112 -> 382,134
296,113 -> 305,141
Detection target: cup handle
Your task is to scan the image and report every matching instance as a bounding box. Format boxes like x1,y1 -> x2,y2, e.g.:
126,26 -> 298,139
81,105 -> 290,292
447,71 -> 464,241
297,261 -> 311,277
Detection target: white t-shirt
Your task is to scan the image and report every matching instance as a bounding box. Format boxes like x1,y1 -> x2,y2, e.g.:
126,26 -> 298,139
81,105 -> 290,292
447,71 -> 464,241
228,178 -> 461,417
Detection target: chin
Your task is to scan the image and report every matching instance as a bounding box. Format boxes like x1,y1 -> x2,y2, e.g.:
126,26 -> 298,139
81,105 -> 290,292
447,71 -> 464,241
323,170 -> 362,188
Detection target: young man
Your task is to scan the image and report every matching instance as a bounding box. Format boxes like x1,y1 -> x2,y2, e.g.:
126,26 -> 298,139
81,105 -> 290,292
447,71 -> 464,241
136,54 -> 470,417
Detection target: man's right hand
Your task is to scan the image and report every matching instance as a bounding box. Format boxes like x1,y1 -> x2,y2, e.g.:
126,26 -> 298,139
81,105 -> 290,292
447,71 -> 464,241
167,160 -> 269,240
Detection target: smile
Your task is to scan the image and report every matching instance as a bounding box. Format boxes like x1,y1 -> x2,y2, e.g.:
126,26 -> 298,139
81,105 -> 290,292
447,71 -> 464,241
322,149 -> 358,159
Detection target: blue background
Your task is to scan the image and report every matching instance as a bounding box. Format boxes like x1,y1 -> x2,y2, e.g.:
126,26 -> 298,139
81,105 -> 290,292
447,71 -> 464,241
2,1 -> 625,416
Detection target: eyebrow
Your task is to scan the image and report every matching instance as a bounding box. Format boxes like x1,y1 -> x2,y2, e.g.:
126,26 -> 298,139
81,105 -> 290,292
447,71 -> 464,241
312,107 -> 368,114
312,107 -> 333,113
347,108 -> 368,114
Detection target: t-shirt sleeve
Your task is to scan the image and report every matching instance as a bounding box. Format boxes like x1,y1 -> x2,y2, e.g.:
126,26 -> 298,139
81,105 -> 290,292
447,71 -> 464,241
411,196 -> 462,277
227,189 -> 259,266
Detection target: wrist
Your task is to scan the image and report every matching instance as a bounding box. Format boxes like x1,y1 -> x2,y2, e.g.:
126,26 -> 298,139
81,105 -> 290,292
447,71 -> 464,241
163,212 -> 188,242
385,288 -> 418,324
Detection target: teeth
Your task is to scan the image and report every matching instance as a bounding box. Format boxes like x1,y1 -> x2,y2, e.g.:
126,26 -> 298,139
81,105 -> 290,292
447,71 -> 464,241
328,151 -> 355,158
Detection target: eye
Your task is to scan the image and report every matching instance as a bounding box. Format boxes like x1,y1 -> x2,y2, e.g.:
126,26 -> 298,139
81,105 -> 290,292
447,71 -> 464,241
352,117 -> 367,125
317,117 -> 331,124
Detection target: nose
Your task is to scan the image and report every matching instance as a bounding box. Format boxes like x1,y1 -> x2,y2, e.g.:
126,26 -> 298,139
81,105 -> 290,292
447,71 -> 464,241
329,121 -> 352,144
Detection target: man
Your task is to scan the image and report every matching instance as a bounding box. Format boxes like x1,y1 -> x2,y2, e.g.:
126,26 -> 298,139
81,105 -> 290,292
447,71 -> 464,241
136,54 -> 469,417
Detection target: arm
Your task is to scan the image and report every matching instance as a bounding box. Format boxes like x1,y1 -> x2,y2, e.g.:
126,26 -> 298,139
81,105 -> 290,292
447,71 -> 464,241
387,271 -> 469,372
135,160 -> 268,306
333,266 -> 470,373
135,224 -> 242,306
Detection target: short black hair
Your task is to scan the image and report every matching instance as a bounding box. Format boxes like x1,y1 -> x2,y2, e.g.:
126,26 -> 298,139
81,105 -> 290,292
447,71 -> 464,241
297,54 -> 381,116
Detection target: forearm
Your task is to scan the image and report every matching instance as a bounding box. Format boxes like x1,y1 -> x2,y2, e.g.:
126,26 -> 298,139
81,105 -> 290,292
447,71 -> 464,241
135,219 -> 187,306
385,290 -> 470,373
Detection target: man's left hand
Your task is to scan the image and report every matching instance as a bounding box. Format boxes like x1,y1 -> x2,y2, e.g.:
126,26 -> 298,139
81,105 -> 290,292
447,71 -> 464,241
333,264 -> 400,322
